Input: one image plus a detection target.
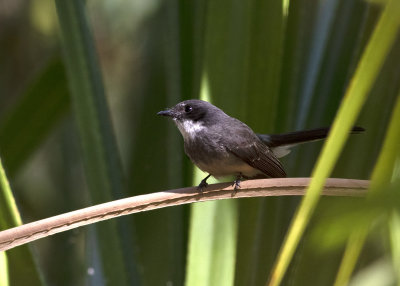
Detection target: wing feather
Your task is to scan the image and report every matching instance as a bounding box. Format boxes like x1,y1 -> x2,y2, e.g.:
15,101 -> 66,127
227,141 -> 286,178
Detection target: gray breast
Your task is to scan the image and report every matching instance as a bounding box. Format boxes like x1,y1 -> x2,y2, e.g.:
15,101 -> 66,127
183,130 -> 226,166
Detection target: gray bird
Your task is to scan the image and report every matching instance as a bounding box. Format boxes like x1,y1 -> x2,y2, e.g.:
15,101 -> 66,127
157,99 -> 364,191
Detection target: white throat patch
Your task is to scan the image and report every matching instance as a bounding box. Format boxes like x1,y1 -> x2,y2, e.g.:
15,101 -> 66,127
175,119 -> 205,140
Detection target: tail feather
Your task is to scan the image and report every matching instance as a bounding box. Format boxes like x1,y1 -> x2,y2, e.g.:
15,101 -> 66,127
257,126 -> 364,148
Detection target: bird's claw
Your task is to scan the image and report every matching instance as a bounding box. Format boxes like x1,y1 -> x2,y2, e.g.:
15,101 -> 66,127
233,179 -> 241,190
197,174 -> 211,193
231,175 -> 242,196
197,180 -> 208,192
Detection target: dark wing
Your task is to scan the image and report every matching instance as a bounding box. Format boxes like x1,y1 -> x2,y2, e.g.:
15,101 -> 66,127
226,140 -> 286,178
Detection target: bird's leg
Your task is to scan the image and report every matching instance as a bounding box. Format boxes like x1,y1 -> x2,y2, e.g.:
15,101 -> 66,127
232,173 -> 243,196
197,174 -> 212,191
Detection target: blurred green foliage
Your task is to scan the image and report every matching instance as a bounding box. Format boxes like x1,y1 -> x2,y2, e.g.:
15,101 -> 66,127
0,0 -> 399,286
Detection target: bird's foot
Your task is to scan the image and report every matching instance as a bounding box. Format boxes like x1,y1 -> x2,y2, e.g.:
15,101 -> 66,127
233,179 -> 241,189
232,174 -> 242,196
197,180 -> 208,192
197,174 -> 211,192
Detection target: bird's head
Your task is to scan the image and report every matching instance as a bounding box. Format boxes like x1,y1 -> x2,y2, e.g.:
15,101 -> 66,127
157,99 -> 221,139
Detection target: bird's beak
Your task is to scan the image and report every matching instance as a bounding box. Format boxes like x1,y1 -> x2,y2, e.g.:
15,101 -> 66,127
157,109 -> 175,118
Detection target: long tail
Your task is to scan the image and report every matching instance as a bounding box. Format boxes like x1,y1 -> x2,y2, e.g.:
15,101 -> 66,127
257,126 -> 365,158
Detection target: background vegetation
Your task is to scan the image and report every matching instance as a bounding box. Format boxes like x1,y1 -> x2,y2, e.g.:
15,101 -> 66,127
0,0 -> 399,285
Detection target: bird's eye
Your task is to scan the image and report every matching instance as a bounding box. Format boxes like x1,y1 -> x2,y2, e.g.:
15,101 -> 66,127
184,105 -> 193,113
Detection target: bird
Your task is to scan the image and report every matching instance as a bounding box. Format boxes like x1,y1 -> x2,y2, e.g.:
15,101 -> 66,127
157,99 -> 364,191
